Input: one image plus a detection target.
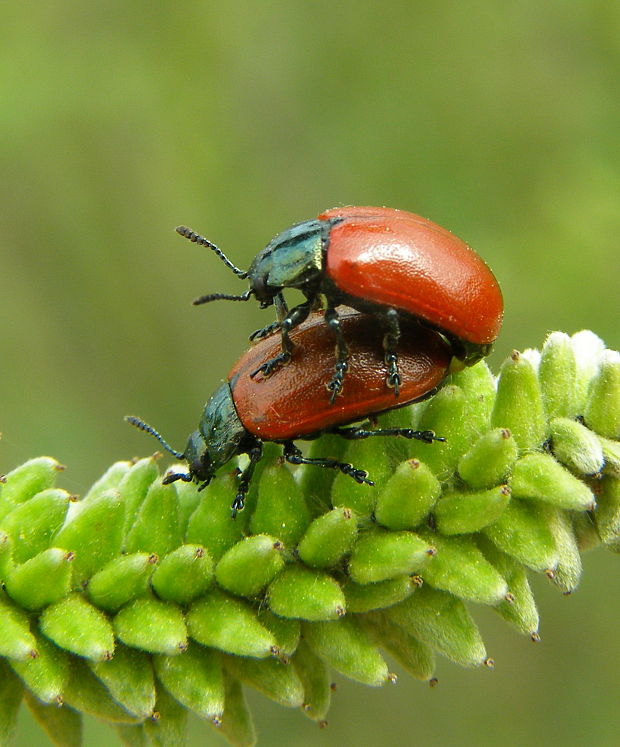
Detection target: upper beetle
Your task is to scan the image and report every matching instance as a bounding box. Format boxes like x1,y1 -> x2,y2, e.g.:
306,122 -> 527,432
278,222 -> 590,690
127,310 -> 451,516
177,206 -> 503,401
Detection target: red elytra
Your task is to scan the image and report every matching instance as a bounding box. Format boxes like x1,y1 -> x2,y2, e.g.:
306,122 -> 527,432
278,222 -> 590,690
229,309 -> 451,441
319,206 -> 503,346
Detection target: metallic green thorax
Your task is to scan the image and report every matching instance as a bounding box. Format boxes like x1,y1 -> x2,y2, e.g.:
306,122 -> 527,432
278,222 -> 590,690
247,219 -> 331,302
197,383 -> 248,475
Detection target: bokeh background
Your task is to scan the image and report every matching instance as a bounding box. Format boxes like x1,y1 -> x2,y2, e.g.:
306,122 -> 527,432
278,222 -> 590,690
1,1 -> 619,745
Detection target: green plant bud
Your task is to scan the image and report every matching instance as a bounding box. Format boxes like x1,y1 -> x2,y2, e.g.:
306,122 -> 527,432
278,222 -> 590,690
491,351 -> 546,451
433,485 -> 511,535
0,593 -> 38,660
40,592 -> 115,661
249,461 -> 311,546
87,553 -> 157,612
386,585 -> 487,667
450,358 -> 497,415
600,436 -> 620,477
483,497 -> 558,573
0,457 -> 64,518
362,611 -> 436,681
0,661 -> 23,745
291,639 -> 331,722
114,723 -> 148,747
124,481 -> 182,558
256,610 -> 300,659
544,507 -> 582,593
539,332 -> 578,419
0,530 -> 13,580
297,507 -> 358,568
571,330 -> 606,411
224,653 -> 305,709
266,565 -> 345,621
549,417 -> 604,476
572,511 -> 600,552
510,453 -> 595,511
584,350 -> 620,438
210,676 -> 255,747
331,435 -> 394,516
408,385 -> 467,480
5,547 -> 74,610
417,531 -> 508,605
154,642 -> 224,721
143,685 -> 188,747
214,674 -> 255,747
240,443 -> 281,517
10,634 -> 69,704
24,688 -> 83,747
53,489 -> 125,583
343,575 -> 415,613
215,534 -> 285,597
151,544 -> 214,604
63,657 -> 142,724
302,617 -> 390,686
184,472 -> 246,563
377,406 -> 423,465
0,488 -> 72,563
347,529 -> 434,584
458,428 -> 519,489
90,643 -> 156,719
174,480 -> 202,536
477,536 -> 539,637
82,461 -> 132,503
595,476 -> 620,550
187,588 -> 277,658
113,596 -> 187,655
119,456 -> 160,536
297,433 -> 350,516
375,459 -> 441,530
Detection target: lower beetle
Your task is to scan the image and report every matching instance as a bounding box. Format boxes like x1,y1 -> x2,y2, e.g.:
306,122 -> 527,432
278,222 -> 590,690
127,310 -> 451,516
177,206 -> 503,400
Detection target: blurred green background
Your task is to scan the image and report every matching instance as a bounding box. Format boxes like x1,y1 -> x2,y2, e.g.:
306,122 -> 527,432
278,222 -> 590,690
1,1 -> 619,745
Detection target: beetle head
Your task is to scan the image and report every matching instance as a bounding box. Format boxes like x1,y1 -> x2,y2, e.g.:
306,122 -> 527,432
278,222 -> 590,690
177,429 -> 214,489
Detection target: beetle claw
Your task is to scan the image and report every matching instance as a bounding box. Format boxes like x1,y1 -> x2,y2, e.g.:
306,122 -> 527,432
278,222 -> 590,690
249,321 -> 281,343
326,377 -> 343,403
249,352 -> 292,379
326,361 -> 348,403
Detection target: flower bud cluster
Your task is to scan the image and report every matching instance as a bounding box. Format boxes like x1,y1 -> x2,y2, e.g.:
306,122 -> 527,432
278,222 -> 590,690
0,330 -> 617,746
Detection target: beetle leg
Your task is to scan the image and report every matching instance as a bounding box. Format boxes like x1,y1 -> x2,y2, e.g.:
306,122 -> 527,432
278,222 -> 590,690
250,301 -> 312,379
324,306 -> 349,403
381,308 -> 402,396
249,292 -> 288,341
249,319 -> 282,342
282,441 -> 374,485
162,471 -> 193,485
330,426 -> 445,444
231,443 -> 263,518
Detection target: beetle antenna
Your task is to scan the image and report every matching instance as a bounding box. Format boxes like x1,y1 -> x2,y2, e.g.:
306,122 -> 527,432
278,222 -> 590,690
125,416 -> 184,459
176,225 -> 248,278
193,289 -> 254,306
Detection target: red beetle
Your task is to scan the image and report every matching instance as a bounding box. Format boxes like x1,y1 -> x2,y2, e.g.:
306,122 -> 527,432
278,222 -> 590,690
177,206 -> 503,401
127,310 -> 451,515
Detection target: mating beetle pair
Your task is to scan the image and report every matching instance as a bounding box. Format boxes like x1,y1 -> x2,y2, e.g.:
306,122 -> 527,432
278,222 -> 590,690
128,207 -> 503,512
179,206 -> 503,401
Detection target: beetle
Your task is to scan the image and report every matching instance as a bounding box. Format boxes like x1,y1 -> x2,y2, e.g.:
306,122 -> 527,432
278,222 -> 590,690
126,310 -> 451,516
177,206 -> 503,401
